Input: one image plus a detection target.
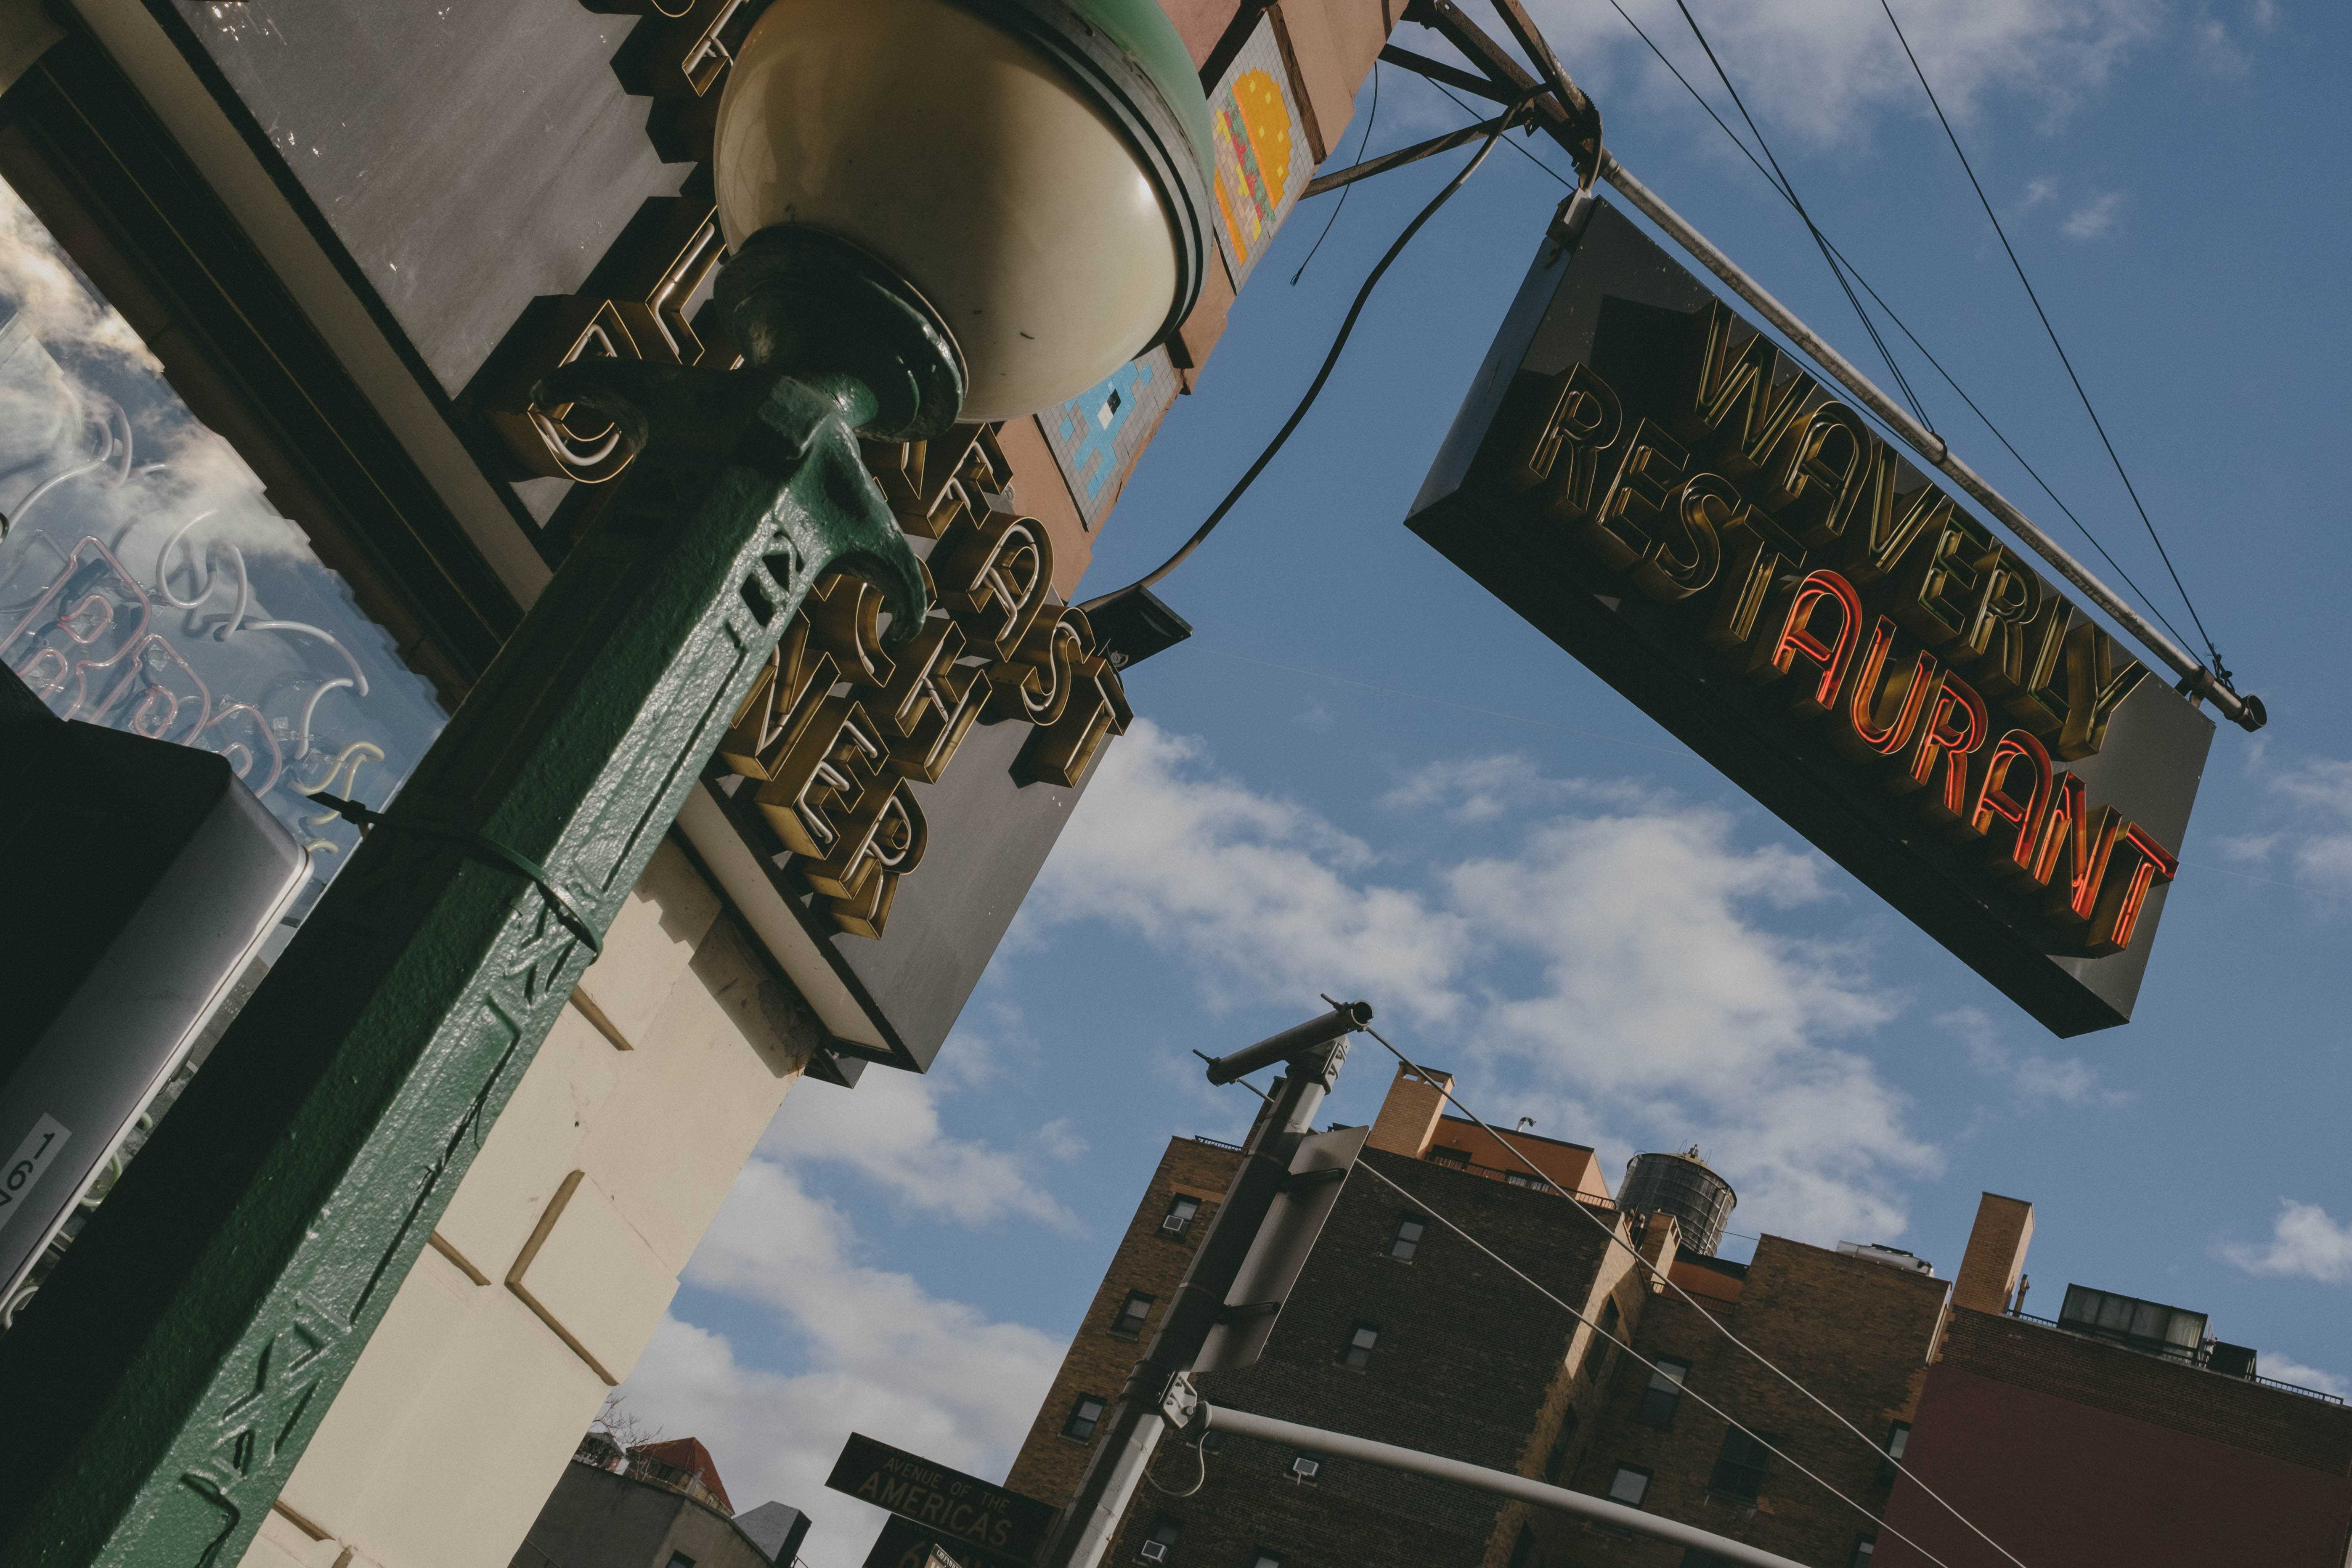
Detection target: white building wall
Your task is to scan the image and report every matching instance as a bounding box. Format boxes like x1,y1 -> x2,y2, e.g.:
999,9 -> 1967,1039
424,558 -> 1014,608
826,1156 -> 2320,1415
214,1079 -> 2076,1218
241,840 -> 823,1568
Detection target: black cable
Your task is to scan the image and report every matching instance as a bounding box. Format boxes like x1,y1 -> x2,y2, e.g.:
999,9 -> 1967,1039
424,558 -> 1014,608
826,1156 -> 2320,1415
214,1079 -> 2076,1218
1875,0 -> 2229,682
1666,0 -> 1937,432
1291,61 -> 1382,286
1079,99 -> 1530,613
307,790 -> 603,955
1511,11 -> 2201,653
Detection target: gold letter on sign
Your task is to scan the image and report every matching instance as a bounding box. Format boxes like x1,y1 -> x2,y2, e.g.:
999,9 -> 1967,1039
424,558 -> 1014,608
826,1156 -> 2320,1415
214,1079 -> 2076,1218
1015,608 -> 1132,787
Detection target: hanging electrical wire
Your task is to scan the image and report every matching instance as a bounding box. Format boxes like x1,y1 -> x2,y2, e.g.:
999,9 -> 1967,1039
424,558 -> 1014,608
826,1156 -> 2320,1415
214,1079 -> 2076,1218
1340,1011 -> 2037,1568
1291,61 -> 1382,286
1342,1158 -> 1978,1568
1873,0 -> 2231,683
1079,96 -> 1533,613
1665,0 -> 1938,432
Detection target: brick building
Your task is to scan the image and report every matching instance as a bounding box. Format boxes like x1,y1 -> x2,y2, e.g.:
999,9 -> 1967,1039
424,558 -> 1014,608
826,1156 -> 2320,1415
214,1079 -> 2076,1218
1006,1064 -> 2352,1568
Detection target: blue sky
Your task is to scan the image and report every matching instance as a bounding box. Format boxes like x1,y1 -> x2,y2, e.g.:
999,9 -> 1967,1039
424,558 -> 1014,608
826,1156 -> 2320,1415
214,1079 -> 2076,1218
620,3 -> 2352,1560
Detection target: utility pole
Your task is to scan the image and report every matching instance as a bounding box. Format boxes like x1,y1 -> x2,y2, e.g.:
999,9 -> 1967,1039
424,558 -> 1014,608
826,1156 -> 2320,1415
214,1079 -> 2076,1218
1036,1002 -> 1373,1568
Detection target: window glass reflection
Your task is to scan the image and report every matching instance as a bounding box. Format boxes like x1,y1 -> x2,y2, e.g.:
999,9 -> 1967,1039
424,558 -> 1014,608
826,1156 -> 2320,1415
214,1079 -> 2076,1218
0,173 -> 444,919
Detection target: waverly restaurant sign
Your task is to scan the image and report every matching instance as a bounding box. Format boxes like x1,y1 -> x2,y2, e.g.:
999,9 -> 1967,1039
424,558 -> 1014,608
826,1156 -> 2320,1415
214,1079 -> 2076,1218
1410,203 -> 2214,1037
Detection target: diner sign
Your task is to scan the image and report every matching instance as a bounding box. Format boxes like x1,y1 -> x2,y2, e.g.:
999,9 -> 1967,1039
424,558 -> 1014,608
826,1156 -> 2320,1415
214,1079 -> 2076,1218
1407,201 -> 2211,1036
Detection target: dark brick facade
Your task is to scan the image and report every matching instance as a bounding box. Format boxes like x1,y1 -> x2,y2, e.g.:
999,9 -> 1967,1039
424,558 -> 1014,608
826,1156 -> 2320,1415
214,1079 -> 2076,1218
1007,1137 -> 1245,1510
1551,1237 -> 1944,1568
1877,1309 -> 2352,1568
1008,1137 -> 1641,1568
1005,1117 -> 2352,1568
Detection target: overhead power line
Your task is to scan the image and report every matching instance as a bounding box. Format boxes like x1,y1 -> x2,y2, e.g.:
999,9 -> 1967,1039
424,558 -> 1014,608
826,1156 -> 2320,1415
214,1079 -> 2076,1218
1445,5 -> 2204,656
1343,1013 -> 2036,1568
1344,1156 -> 1974,1568
1665,0 -> 1937,432
1872,0 -> 2230,682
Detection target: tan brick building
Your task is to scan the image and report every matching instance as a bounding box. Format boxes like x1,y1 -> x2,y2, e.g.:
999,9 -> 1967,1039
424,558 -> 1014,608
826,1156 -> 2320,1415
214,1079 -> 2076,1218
1007,1063 -> 2352,1568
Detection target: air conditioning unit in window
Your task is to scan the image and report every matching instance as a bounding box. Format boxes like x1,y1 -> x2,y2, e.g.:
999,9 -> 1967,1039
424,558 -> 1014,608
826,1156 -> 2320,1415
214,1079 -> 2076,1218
1290,1456 -> 1320,1483
1161,1214 -> 1189,1234
1139,1543 -> 1170,1563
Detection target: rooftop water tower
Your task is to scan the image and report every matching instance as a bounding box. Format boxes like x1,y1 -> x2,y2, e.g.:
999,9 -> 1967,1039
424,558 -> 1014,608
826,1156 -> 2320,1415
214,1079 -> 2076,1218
1621,1147 -> 1738,1257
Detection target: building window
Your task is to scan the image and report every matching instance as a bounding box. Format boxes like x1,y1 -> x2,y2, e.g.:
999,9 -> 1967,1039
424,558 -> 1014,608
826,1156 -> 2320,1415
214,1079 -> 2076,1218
666,1556 -> 695,1568
1850,1536 -> 1877,1568
1505,1171 -> 1535,1187
1111,1291 -> 1154,1337
1389,1215 -> 1427,1260
1710,1428 -> 1773,1502
1427,1145 -> 1470,1168
1544,1406 -> 1580,1483
1878,1419 -> 1910,1482
1161,1195 -> 1201,1236
1289,1451 -> 1321,1484
1139,1515 -> 1181,1563
1606,1465 -> 1650,1507
1063,1395 -> 1107,1442
1199,1430 -> 1225,1453
1506,1525 -> 1537,1568
1339,1321 -> 1379,1369
0,98 -> 455,922
1250,1555 -> 1285,1568
1636,1358 -> 1692,1428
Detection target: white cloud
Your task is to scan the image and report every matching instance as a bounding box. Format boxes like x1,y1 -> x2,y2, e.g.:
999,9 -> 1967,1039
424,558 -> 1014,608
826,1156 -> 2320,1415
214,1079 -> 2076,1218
2272,759 -> 2352,894
761,1056 -> 1082,1233
2062,190 -> 2126,239
2222,1199 -> 2352,1283
1382,754 -> 1650,825
2260,1352 -> 2348,1398
1026,720 -> 1472,1022
621,1159 -> 1066,1568
2021,175 -> 2059,209
1939,1006 -> 2125,1108
2216,756 -> 2352,899
1038,732 -> 1935,1246
1454,809 -> 1932,1243
1520,0 -> 2163,148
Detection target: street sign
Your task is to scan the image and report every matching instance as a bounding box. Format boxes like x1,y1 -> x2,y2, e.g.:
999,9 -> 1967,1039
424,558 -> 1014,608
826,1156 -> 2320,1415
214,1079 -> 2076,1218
1408,200 -> 2212,1036
864,1515 -> 976,1568
827,1433 -> 1060,1566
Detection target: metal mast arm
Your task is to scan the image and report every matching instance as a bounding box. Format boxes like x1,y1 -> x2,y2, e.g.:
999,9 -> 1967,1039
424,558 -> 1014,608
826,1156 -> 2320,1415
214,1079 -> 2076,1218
1170,1383 -> 1816,1568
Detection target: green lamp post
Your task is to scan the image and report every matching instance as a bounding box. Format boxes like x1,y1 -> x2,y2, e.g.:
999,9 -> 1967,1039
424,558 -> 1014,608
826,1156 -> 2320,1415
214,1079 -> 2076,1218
0,5 -> 1211,1563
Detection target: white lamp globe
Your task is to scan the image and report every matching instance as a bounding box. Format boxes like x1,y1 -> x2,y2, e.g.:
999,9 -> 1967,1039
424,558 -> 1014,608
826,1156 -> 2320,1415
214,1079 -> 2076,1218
713,0 -> 1214,424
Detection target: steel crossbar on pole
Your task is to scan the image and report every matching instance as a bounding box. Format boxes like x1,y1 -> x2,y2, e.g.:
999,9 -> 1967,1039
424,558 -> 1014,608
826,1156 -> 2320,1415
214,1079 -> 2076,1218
1172,1386 -> 1816,1568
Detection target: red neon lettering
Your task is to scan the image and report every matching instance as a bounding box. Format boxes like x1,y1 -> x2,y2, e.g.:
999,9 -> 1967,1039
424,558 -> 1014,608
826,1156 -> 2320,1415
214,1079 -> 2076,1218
1893,671 -> 1987,823
2086,823 -> 2178,955
1834,616 -> 1937,759
1747,569 -> 1862,715
1963,729 -> 2052,873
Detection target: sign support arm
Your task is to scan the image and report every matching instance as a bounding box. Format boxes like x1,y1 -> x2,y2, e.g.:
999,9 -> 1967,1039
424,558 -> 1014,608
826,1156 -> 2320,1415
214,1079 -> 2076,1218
1165,1380 -> 1816,1568
1596,152 -> 2262,732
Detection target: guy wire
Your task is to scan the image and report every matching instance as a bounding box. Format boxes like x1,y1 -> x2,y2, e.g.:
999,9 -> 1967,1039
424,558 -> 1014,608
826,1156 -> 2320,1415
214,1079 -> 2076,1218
1342,1012 -> 2035,1568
